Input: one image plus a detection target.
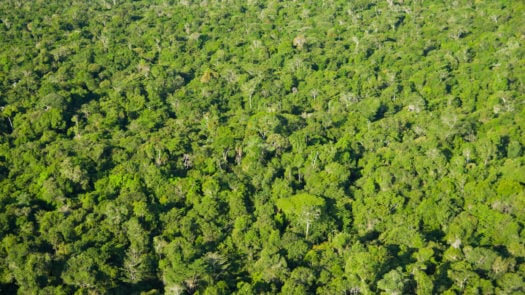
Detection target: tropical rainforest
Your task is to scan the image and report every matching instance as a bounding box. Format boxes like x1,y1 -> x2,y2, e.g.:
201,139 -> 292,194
0,0 -> 524,294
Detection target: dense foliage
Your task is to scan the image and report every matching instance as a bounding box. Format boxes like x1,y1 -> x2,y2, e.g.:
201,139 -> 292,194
1,0 -> 524,294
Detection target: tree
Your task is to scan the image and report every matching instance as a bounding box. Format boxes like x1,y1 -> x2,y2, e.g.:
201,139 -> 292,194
377,267 -> 409,295
345,243 -> 390,285
61,249 -> 102,291
276,193 -> 325,240
122,218 -> 154,284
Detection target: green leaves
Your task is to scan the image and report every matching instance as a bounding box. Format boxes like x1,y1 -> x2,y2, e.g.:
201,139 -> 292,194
345,243 -> 389,284
0,0 -> 524,294
377,267 -> 408,295
62,247 -> 117,291
276,193 -> 325,216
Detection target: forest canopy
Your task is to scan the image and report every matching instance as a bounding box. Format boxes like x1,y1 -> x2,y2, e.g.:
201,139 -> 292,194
0,0 -> 524,294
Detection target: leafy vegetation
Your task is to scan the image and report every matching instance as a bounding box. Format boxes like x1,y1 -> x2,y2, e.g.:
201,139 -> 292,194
1,0 -> 524,294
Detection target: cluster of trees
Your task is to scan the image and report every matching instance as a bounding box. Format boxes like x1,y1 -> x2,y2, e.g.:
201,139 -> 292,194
1,0 -> 524,294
